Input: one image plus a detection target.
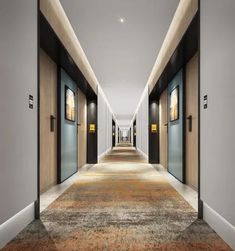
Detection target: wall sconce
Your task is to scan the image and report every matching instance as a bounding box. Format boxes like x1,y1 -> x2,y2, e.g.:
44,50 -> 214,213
89,124 -> 95,133
151,124 -> 157,133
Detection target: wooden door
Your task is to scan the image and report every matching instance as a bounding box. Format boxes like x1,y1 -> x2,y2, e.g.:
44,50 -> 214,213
185,53 -> 198,190
159,89 -> 168,168
40,49 -> 57,194
77,88 -> 87,168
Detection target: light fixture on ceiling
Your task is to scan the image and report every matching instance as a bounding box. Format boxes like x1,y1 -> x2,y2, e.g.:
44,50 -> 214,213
119,17 -> 125,23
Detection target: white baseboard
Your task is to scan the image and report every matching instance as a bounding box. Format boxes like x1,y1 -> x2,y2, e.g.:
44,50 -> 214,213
0,202 -> 35,249
137,147 -> 148,160
203,202 -> 235,250
98,147 -> 112,161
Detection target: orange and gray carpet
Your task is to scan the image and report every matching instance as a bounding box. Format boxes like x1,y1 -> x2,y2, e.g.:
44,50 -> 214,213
3,146 -> 232,250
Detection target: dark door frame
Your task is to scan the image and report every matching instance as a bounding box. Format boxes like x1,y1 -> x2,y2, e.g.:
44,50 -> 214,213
129,127 -> 132,144
133,119 -> 136,148
112,119 -> 116,148
198,0 -> 203,218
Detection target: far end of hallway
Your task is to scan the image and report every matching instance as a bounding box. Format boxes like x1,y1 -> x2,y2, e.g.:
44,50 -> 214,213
3,145 -> 231,251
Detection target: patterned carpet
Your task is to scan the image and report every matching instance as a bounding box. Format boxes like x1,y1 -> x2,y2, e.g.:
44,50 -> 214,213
2,146 -> 232,250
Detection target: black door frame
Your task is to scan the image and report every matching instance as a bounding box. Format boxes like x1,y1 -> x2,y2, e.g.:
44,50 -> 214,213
112,119 -> 116,147
133,119 -> 136,148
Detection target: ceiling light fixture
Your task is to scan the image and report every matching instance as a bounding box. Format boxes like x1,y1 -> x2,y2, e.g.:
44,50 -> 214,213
119,17 -> 125,23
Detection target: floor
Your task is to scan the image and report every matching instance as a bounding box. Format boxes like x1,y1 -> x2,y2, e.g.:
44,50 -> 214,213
153,164 -> 198,211
40,164 -> 94,213
3,145 -> 232,250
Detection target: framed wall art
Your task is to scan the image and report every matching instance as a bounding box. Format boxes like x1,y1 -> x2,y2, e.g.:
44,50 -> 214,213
65,86 -> 75,122
169,86 -> 179,122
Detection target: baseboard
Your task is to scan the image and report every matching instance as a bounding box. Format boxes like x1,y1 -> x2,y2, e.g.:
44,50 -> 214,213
0,202 -> 35,249
203,202 -> 235,250
154,164 -> 165,171
98,147 -> 112,161
137,147 -> 148,160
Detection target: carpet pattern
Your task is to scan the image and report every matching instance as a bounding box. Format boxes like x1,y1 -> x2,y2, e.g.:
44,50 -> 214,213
2,146 -> 232,250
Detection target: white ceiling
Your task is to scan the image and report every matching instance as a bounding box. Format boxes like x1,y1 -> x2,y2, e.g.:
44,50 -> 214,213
60,0 -> 179,128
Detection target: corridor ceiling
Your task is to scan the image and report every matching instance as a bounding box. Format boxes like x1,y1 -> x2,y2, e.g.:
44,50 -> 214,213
60,0 -> 179,129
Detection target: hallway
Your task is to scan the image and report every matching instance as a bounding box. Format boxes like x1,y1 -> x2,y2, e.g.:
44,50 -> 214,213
3,146 -> 231,251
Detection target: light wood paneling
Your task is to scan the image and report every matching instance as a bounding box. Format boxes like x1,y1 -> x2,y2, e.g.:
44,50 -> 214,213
40,49 -> 57,194
77,89 -> 87,168
185,53 -> 198,190
159,89 -> 168,168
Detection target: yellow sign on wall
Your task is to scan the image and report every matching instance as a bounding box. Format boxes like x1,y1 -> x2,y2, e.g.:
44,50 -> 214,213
151,124 -> 157,133
89,124 -> 95,133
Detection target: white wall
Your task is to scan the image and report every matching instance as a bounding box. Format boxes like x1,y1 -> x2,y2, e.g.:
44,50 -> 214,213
98,87 -> 113,158
200,1 -> 235,249
136,88 -> 148,157
0,0 -> 37,248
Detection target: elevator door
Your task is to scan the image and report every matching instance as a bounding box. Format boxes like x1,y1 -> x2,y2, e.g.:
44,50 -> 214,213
185,53 -> 198,190
40,49 -> 57,193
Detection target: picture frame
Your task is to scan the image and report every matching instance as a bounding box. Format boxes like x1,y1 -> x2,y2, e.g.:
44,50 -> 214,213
65,86 -> 75,122
169,86 -> 179,122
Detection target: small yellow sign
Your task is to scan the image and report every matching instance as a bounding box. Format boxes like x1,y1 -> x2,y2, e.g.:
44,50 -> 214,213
89,124 -> 95,133
151,124 -> 157,133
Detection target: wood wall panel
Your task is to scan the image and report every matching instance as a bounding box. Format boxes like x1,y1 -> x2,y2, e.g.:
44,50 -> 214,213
77,89 -> 87,168
159,89 -> 168,168
40,49 -> 57,194
185,53 -> 198,190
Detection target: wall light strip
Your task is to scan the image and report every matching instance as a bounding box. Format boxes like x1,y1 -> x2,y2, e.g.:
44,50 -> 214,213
98,86 -> 119,125
40,0 -> 117,124
130,0 -> 198,128
129,85 -> 148,128
147,0 -> 198,93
